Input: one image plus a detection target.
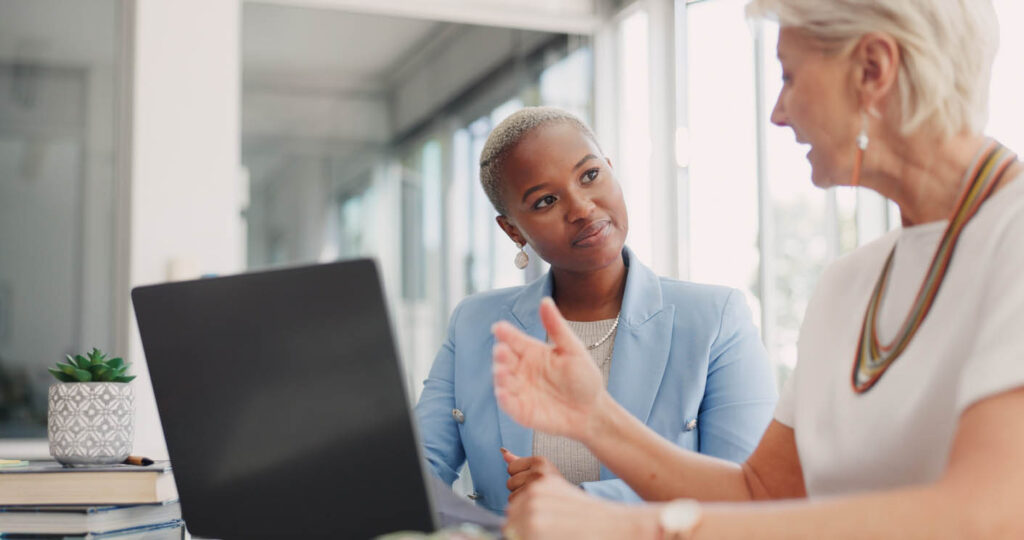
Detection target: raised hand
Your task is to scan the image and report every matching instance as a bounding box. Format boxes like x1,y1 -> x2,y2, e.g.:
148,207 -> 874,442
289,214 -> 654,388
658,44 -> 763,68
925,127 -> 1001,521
492,297 -> 605,441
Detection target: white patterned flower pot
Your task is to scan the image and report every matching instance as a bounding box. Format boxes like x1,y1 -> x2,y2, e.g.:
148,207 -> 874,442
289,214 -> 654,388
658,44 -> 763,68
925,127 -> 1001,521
48,382 -> 134,466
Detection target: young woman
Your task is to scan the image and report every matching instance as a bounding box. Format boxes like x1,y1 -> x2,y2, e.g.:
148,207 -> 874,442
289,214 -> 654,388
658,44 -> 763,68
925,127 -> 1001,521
414,107 -> 777,515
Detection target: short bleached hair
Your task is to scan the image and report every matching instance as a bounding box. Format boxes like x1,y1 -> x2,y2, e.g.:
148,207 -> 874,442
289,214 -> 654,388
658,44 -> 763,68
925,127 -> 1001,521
746,0 -> 1000,138
480,106 -> 600,215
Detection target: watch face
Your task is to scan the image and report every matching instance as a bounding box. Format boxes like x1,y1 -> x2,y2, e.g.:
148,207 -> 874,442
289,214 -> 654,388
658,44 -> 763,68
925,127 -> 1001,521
660,499 -> 701,532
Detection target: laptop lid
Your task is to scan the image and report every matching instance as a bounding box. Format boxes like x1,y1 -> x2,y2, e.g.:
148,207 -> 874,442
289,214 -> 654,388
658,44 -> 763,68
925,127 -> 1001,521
132,260 -> 437,538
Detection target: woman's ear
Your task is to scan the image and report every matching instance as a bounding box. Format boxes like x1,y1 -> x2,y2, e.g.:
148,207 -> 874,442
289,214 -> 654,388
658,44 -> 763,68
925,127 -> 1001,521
853,32 -> 900,112
496,215 -> 526,247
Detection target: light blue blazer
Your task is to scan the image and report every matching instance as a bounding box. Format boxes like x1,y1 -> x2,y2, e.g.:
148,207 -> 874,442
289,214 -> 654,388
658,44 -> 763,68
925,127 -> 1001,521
414,247 -> 777,514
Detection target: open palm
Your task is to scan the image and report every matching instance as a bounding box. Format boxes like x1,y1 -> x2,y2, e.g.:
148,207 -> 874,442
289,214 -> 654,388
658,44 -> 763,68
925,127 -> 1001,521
492,298 -> 605,440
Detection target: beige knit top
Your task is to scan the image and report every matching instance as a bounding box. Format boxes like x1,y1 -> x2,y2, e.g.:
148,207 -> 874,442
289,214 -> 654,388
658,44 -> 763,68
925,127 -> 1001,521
531,317 -> 618,486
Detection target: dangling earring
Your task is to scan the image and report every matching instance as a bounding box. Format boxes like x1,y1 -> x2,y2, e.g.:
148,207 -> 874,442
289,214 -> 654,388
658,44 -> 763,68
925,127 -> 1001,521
851,110 -> 870,187
514,242 -> 529,269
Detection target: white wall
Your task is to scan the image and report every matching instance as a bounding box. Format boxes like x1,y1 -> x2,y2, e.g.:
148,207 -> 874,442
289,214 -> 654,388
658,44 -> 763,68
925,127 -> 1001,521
129,0 -> 244,459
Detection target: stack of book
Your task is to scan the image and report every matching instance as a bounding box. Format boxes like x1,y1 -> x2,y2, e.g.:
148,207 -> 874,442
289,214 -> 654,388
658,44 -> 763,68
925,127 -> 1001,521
0,460 -> 184,538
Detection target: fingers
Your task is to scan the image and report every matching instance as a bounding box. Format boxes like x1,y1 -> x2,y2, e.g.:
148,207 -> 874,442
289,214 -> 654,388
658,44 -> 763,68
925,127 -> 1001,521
494,385 -> 518,419
507,455 -> 539,475
492,320 -> 546,357
493,343 -> 525,394
507,484 -> 527,504
494,378 -> 529,426
506,476 -> 546,523
508,486 -> 529,504
507,455 -> 561,499
507,472 -> 547,504
500,447 -> 520,464
506,475 -> 589,534
539,297 -> 584,353
507,469 -> 543,493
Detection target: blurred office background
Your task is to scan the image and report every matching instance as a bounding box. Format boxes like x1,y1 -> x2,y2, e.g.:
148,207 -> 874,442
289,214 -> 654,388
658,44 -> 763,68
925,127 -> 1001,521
1,0 -> 1022,461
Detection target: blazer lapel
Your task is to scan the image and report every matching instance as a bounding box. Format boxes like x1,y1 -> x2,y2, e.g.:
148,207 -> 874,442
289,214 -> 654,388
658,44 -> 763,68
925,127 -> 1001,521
495,272 -> 553,458
606,308 -> 675,424
494,248 -> 675,464
603,248 -> 675,476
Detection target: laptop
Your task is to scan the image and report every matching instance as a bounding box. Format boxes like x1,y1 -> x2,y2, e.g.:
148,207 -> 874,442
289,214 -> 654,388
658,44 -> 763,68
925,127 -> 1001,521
132,259 -> 500,538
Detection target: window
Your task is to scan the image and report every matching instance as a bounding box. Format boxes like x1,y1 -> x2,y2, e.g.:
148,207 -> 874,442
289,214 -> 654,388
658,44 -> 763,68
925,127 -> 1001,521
685,0 -> 760,321
489,99 -> 529,290
617,8 -> 654,265
680,1 -> 897,386
0,0 -> 128,438
989,0 -> 1024,152
540,44 -> 593,123
468,116 -> 496,295
758,20 -> 832,375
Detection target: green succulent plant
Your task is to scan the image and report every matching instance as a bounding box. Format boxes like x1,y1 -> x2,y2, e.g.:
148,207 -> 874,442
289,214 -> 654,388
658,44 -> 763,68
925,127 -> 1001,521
48,348 -> 136,383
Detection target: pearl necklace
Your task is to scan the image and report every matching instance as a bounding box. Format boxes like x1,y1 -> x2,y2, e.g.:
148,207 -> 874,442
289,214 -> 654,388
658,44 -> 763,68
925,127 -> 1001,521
586,316 -> 620,350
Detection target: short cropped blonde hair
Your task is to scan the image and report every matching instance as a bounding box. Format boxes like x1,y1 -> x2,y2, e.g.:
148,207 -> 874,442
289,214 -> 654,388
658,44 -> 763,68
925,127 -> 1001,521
479,106 -> 599,215
746,0 -> 1000,138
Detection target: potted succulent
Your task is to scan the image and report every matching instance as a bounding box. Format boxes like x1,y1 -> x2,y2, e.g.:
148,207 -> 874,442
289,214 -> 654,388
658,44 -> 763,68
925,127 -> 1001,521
47,348 -> 136,466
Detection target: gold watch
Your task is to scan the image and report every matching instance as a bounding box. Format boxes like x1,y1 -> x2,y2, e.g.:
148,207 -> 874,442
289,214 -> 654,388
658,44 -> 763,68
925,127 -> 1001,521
658,499 -> 702,539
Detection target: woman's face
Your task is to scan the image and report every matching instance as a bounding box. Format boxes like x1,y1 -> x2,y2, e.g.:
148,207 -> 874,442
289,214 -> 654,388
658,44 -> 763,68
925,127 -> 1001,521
771,27 -> 860,188
496,122 -> 629,274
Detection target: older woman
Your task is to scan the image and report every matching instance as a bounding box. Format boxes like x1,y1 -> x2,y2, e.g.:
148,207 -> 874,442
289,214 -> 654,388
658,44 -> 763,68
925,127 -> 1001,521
491,1 -> 1024,538
414,107 -> 777,515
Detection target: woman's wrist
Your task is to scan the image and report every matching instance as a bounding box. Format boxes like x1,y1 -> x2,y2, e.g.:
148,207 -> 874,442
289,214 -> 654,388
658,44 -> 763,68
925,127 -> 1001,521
581,390 -> 625,446
624,504 -> 663,540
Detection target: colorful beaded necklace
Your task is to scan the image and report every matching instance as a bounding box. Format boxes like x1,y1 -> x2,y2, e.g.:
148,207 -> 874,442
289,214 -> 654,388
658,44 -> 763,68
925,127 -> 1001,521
852,140 -> 1018,393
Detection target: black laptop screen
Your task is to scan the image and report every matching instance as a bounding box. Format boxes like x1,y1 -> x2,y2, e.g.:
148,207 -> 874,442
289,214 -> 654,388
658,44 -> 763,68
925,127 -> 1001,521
132,260 -> 436,538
